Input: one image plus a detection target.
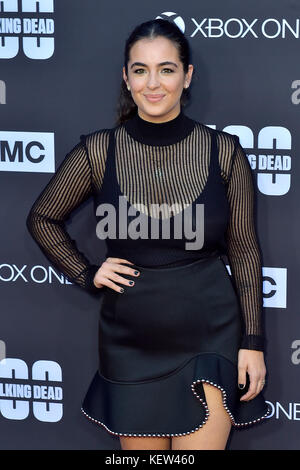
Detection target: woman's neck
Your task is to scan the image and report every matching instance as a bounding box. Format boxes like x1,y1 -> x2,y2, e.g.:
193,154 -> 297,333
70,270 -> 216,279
123,108 -> 196,146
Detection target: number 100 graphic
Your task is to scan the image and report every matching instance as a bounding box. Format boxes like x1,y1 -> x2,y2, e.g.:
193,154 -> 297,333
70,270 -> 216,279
0,0 -> 54,60
0,358 -> 63,422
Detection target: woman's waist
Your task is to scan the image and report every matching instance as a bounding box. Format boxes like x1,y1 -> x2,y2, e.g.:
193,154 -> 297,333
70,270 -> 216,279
106,246 -> 222,272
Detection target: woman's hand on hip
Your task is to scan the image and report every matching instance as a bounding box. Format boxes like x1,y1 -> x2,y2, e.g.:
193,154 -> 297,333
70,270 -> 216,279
93,257 -> 140,293
238,349 -> 266,401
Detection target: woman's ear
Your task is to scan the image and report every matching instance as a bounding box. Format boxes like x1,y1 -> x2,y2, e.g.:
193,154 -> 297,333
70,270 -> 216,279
185,64 -> 194,87
122,66 -> 128,88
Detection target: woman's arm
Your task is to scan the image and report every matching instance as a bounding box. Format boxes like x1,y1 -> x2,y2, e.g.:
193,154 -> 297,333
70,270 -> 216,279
26,133 -> 106,294
224,135 -> 265,351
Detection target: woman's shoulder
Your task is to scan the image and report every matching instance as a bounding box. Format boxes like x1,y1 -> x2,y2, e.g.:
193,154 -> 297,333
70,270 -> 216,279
77,128 -> 113,166
192,117 -> 237,142
80,126 -> 111,142
79,127 -> 112,153
191,118 -> 238,158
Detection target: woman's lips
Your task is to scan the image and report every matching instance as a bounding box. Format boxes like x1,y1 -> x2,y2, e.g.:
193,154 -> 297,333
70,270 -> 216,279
144,94 -> 165,102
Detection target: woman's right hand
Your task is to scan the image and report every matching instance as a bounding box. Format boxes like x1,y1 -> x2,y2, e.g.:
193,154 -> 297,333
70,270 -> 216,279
92,257 -> 140,293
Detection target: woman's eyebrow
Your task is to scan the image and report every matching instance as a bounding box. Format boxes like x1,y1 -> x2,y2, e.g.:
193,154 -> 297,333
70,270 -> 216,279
130,61 -> 178,69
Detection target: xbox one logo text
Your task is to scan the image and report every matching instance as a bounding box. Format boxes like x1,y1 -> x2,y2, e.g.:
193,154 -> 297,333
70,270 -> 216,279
156,12 -> 300,39
0,0 -> 54,59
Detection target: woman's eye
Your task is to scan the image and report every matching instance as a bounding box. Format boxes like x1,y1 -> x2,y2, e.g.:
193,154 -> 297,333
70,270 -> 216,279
133,68 -> 174,74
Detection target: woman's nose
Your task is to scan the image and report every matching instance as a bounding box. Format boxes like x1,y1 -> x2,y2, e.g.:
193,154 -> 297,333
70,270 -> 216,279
147,73 -> 160,88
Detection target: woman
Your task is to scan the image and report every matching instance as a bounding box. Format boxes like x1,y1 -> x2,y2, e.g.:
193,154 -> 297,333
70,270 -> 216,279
26,19 -> 271,450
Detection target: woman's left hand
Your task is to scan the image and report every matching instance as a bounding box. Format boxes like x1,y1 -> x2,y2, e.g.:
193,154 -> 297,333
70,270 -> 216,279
238,349 -> 266,401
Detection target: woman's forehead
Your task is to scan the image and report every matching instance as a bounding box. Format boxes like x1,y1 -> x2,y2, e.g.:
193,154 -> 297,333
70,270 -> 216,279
129,37 -> 179,61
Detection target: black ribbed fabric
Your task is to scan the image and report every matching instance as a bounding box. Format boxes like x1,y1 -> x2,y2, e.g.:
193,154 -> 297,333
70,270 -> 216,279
26,109 -> 265,351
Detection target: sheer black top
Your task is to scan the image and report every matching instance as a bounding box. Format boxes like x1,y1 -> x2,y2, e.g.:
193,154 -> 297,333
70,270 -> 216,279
26,109 -> 265,351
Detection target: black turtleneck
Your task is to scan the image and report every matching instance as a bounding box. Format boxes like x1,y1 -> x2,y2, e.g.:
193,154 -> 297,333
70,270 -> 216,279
123,109 -> 196,146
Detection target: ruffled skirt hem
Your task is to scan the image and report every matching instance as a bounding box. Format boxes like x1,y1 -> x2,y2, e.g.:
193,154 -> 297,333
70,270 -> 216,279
81,352 -> 272,437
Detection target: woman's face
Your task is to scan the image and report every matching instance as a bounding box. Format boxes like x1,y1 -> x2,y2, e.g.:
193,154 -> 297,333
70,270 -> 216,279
123,36 -> 193,123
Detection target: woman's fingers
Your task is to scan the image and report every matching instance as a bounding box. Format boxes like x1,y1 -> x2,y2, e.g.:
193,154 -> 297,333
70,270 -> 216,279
240,374 -> 258,401
94,258 -> 140,293
255,372 -> 266,396
237,349 -> 266,402
255,380 -> 264,397
106,257 -> 134,265
238,364 -> 246,391
239,372 -> 266,401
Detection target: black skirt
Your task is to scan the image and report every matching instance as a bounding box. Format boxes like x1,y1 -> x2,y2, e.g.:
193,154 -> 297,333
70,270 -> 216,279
81,254 -> 271,437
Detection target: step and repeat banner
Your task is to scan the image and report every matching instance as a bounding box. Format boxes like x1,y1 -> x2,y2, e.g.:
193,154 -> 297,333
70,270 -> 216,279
1,0 -> 299,450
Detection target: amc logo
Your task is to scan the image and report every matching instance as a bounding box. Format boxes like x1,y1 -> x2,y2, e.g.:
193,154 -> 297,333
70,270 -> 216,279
224,264 -> 287,309
0,131 -> 55,172
263,266 -> 287,309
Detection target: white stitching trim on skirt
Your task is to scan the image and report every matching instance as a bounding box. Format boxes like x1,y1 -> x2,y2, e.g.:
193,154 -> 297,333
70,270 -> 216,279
80,378 -> 272,437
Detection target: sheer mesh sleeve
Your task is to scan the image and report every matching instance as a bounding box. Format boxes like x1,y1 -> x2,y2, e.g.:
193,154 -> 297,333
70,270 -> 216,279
26,135 -> 104,295
225,135 -> 265,351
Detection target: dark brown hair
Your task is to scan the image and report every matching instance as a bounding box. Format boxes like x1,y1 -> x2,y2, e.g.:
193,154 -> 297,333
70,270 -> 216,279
115,18 -> 194,125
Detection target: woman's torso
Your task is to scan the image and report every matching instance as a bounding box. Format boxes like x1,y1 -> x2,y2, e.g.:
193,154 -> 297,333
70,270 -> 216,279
89,111 -> 233,267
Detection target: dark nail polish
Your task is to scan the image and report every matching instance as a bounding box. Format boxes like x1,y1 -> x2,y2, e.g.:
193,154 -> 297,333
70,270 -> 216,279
129,281 -> 134,285
134,271 -> 139,276
120,288 -> 124,293
238,384 -> 245,389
